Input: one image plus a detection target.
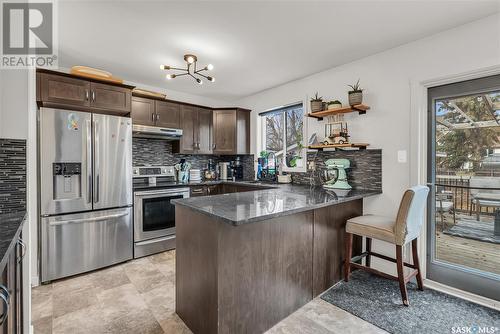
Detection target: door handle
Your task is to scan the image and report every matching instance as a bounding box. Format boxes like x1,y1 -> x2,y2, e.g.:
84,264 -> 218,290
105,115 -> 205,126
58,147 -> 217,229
94,119 -> 100,204
0,285 -> 10,326
49,212 -> 130,226
86,120 -> 92,204
17,239 -> 26,263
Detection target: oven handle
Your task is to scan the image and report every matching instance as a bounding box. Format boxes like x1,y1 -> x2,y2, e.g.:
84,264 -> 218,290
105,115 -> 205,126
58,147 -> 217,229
49,212 -> 129,226
134,189 -> 190,197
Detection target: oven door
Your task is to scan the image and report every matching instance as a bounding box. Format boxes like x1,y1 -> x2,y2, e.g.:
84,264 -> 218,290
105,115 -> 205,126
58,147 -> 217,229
134,188 -> 189,242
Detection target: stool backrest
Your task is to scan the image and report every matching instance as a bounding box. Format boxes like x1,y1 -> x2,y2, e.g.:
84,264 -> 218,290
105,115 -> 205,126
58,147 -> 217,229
394,185 -> 430,245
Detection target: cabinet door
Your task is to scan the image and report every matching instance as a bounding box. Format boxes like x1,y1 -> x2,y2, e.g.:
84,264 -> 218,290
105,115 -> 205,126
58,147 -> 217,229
197,108 -> 213,154
206,185 -> 219,196
236,109 -> 250,154
179,105 -> 197,153
155,101 -> 180,128
213,110 -> 236,155
131,97 -> 155,126
40,73 -> 90,107
90,82 -> 131,113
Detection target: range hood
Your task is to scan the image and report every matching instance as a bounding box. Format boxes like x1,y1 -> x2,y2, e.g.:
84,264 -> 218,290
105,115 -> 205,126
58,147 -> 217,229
132,124 -> 183,140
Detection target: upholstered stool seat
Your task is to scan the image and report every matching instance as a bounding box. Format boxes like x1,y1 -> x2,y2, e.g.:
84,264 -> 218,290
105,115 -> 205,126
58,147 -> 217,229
344,185 -> 430,306
346,215 -> 396,244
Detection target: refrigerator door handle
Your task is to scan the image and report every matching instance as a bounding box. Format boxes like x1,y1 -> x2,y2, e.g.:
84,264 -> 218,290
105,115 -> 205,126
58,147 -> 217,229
48,212 -> 129,226
86,119 -> 92,204
94,119 -> 100,204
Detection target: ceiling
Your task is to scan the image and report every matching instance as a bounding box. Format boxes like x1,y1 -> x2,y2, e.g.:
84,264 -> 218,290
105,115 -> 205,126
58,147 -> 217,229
57,1 -> 499,102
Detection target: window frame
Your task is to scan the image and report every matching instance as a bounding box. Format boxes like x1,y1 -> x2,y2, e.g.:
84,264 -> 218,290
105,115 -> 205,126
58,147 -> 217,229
260,99 -> 307,173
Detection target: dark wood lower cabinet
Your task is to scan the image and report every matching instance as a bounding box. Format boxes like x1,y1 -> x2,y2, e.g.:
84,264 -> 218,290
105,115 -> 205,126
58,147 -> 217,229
0,234 -> 25,334
176,199 -> 363,334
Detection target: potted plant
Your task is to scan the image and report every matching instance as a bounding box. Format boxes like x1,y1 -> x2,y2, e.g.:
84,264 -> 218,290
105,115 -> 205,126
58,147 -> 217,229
310,92 -> 323,112
327,100 -> 342,109
347,79 -> 363,106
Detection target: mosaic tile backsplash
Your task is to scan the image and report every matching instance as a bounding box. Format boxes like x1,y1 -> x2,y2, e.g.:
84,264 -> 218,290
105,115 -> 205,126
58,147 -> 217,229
0,139 -> 27,214
290,149 -> 382,191
133,138 -> 255,180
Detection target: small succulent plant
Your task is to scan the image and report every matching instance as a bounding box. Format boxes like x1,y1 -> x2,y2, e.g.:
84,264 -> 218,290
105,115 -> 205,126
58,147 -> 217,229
328,100 -> 342,105
311,92 -> 323,102
348,79 -> 363,92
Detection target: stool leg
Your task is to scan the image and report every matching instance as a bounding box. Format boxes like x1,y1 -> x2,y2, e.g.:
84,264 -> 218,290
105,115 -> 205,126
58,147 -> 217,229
412,238 -> 424,291
344,232 -> 353,282
365,237 -> 372,267
396,245 -> 409,306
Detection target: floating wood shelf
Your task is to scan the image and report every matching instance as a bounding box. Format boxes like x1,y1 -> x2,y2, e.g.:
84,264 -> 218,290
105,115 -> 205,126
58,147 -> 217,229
308,143 -> 369,151
307,104 -> 370,120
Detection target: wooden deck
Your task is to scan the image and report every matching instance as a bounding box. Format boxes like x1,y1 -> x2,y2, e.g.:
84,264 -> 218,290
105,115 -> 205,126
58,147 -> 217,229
435,212 -> 500,275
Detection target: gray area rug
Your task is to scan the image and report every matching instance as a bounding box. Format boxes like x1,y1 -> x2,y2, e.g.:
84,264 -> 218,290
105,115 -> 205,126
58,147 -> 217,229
444,219 -> 500,244
321,271 -> 500,334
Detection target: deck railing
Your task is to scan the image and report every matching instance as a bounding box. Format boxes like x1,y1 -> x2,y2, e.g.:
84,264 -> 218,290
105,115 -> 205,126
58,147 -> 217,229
436,176 -> 500,215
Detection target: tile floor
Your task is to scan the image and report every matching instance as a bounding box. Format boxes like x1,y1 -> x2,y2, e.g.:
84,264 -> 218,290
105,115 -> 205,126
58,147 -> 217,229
32,250 -> 385,334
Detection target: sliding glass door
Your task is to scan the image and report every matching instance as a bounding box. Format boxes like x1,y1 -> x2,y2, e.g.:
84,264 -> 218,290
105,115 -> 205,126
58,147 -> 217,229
427,75 -> 500,300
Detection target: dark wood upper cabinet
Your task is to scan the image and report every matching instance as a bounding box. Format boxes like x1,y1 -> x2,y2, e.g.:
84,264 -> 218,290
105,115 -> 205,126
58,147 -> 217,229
174,107 -> 213,154
155,101 -> 180,128
90,82 -> 131,113
197,108 -> 212,154
131,96 -> 155,126
37,70 -> 133,116
178,105 -> 197,154
40,73 -> 90,107
213,109 -> 250,155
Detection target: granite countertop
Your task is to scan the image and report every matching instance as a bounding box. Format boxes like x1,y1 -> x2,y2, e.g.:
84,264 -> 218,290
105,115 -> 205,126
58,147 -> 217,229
0,211 -> 26,270
172,181 -> 381,225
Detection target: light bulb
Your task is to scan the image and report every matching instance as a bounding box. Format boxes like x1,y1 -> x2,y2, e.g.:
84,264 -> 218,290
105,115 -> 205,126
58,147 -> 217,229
160,65 -> 171,70
196,78 -> 203,85
187,56 -> 195,64
166,74 -> 176,80
207,76 -> 215,82
206,64 -> 214,71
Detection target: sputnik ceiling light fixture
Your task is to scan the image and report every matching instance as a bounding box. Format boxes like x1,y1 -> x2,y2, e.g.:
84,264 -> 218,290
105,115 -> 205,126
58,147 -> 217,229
160,54 -> 214,85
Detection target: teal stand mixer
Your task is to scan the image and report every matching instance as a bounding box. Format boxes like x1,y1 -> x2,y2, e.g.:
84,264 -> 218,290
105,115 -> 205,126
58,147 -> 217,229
323,159 -> 352,190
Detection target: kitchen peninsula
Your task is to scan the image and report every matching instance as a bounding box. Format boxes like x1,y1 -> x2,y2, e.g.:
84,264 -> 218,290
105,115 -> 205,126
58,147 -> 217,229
173,182 -> 380,334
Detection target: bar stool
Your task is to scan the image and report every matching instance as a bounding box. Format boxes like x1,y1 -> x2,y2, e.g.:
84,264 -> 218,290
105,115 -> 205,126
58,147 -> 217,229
344,185 -> 429,306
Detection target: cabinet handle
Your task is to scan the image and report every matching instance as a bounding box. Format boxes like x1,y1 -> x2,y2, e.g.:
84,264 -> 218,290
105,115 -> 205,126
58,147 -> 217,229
91,91 -> 96,102
156,114 -> 160,121
0,285 -> 10,326
152,113 -> 155,122
85,90 -> 89,101
212,143 -> 216,149
17,239 -> 26,263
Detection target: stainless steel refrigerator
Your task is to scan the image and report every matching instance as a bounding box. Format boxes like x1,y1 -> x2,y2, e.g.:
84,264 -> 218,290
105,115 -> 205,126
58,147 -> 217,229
38,107 -> 133,282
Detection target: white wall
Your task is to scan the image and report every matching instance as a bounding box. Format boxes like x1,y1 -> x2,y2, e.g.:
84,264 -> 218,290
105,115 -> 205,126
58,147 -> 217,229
0,70 -> 29,139
0,69 -> 32,334
237,14 -> 500,274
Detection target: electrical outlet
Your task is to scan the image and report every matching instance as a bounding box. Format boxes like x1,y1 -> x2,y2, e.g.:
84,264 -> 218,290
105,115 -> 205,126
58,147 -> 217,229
307,161 -> 316,171
397,150 -> 407,163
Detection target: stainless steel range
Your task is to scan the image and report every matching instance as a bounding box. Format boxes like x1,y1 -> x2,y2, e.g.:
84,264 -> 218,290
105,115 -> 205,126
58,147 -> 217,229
133,166 -> 189,258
